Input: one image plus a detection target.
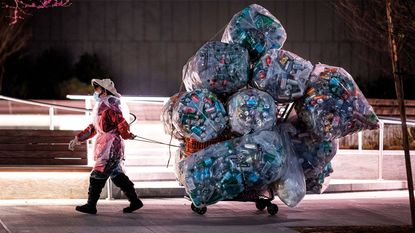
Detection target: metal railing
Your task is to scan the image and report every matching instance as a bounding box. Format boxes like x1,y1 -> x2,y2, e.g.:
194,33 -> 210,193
1,94 -> 414,182
0,95 -> 92,130
340,117 -> 415,180
0,94 -> 169,130
0,94 -> 168,200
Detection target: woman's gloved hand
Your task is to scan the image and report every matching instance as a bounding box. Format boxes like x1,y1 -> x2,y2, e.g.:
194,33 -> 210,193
68,137 -> 80,151
130,133 -> 137,140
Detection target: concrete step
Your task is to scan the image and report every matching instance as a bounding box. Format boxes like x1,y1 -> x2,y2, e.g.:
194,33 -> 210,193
111,181 -> 185,198
112,179 -> 408,199
125,157 -> 173,167
124,153 -> 173,167
125,166 -> 176,182
325,179 -> 408,193
135,181 -> 185,198
124,147 -> 174,155
123,147 -> 176,166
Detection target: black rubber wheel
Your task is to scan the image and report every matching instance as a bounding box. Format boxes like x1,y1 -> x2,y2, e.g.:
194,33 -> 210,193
255,200 -> 267,211
267,203 -> 278,216
191,203 -> 207,215
197,207 -> 207,215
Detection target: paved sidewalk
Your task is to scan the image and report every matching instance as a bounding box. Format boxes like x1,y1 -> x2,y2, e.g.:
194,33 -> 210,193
0,191 -> 412,233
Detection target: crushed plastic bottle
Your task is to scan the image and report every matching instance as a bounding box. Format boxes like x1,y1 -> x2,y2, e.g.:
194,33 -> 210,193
222,4 -> 287,61
172,89 -> 228,142
182,42 -> 249,97
295,64 -> 379,140
253,49 -> 313,103
228,88 -> 277,135
179,130 -> 287,207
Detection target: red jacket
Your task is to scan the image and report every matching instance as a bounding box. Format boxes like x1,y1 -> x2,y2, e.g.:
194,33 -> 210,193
77,96 -> 132,172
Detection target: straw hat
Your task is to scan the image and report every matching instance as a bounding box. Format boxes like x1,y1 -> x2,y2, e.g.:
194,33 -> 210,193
91,78 -> 121,97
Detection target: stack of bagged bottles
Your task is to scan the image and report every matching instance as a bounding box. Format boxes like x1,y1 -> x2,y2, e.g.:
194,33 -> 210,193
171,89 -> 228,143
228,88 -> 276,135
182,42 -> 249,97
252,49 -> 313,103
161,3 -> 379,209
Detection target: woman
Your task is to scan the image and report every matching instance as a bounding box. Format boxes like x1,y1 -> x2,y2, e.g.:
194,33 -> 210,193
68,78 -> 143,214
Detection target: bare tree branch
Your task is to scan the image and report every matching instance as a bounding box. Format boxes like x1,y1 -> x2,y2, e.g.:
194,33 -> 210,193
333,0 -> 415,76
2,0 -> 71,25
0,8 -> 31,93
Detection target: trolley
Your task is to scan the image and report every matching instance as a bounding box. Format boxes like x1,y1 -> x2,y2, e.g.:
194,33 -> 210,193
183,103 -> 294,216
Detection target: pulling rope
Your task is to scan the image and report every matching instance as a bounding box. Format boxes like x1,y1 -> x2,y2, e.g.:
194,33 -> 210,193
129,112 -> 180,168
132,135 -> 180,148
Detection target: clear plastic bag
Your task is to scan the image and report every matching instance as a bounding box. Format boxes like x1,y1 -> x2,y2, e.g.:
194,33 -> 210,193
291,129 -> 338,193
227,88 -> 276,135
221,4 -> 287,61
179,130 -> 287,207
172,89 -> 228,142
253,49 -> 313,102
182,42 -> 249,96
272,123 -> 306,207
174,148 -> 186,186
161,92 -> 184,139
305,162 -> 333,194
295,64 -> 379,140
91,96 -> 126,173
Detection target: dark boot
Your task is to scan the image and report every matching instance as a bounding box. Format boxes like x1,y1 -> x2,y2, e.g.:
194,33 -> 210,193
111,173 -> 143,213
76,177 -> 107,214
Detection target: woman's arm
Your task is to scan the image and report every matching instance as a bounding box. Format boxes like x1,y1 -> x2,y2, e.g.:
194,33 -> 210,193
77,124 -> 97,142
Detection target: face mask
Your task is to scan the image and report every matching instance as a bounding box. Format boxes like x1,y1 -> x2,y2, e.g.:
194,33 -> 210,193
93,92 -> 102,102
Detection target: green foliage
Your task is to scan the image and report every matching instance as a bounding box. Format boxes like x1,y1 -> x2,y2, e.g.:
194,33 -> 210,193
57,77 -> 92,99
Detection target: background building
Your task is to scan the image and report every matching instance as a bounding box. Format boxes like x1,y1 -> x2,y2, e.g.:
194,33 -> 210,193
22,0 -> 388,97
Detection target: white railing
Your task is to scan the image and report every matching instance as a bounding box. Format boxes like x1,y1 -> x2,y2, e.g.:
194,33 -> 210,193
0,95 -> 92,130
340,118 -> 415,180
1,94 -> 414,182
0,94 -> 170,200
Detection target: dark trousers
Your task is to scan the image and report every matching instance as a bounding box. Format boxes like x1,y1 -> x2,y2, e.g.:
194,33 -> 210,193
86,166 -> 139,207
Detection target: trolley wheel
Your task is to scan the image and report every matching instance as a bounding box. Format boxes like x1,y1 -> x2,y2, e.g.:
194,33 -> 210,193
191,203 -> 207,215
267,203 -> 278,216
255,199 -> 268,211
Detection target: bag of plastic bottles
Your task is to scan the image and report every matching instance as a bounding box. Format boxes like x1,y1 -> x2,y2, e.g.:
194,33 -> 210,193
272,124 -> 306,207
179,130 -> 287,207
295,64 -> 379,140
174,148 -> 186,186
172,89 -> 228,142
221,4 -> 287,61
161,92 -> 184,139
291,129 -> 337,193
253,49 -> 313,103
305,162 -> 333,194
228,88 -> 277,135
182,42 -> 249,97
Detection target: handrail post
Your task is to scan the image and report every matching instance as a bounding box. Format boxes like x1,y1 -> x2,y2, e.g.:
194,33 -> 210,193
106,179 -> 113,200
358,131 -> 363,152
85,98 -> 94,167
49,107 -> 54,130
85,98 -> 91,118
378,121 -> 384,180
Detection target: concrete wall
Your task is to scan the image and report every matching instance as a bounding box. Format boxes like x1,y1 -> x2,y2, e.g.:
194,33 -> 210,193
0,172 -> 96,199
27,0 -> 387,96
331,152 -> 415,181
